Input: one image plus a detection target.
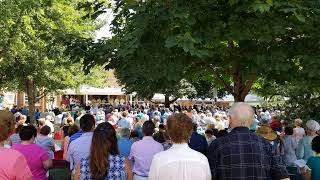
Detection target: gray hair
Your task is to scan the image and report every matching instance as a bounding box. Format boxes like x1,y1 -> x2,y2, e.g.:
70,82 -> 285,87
119,128 -> 131,137
153,115 -> 161,122
229,102 -> 254,127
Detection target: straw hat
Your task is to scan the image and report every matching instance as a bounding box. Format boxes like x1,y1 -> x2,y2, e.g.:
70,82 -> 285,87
256,126 -> 277,141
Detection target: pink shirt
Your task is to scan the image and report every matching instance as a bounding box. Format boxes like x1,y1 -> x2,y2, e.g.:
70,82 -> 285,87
0,147 -> 32,180
12,144 -> 49,180
129,136 -> 164,176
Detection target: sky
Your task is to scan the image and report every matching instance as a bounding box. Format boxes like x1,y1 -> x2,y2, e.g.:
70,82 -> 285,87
94,9 -> 114,40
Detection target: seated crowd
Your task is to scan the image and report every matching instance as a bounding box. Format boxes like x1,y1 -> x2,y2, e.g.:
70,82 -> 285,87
0,103 -> 319,180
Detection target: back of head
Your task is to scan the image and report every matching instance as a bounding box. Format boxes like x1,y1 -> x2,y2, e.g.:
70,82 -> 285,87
312,136 -> 320,154
130,130 -> 139,139
19,115 -> 27,121
68,124 -> 80,137
90,122 -> 118,180
40,125 -> 51,136
212,128 -> 219,137
16,124 -> 24,133
217,130 -> 228,137
306,120 -> 320,133
284,126 -> 294,136
80,114 -> 95,132
167,113 -> 193,144
158,124 -> 165,130
205,129 -> 214,136
229,102 -> 254,128
119,128 -> 131,138
122,111 -> 129,118
142,121 -> 155,136
295,118 -> 303,127
153,115 -> 161,122
19,125 -> 37,141
0,111 -> 15,142
38,118 -> 46,127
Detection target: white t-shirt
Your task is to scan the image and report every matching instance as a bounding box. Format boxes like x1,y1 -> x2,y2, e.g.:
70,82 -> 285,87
149,143 -> 211,180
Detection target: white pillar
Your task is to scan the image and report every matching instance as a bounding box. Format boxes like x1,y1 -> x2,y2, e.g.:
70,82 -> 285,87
129,94 -> 133,105
85,94 -> 88,106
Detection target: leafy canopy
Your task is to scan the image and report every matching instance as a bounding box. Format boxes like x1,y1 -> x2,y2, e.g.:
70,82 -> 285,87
77,0 -> 320,106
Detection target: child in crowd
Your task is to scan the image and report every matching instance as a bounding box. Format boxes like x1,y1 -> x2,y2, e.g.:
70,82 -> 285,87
35,125 -> 55,159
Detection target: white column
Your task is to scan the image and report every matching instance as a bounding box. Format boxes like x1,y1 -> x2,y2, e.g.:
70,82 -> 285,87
85,94 -> 88,106
129,94 -> 133,105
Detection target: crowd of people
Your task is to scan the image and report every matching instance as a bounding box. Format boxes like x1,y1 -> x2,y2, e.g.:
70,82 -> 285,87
0,102 -> 319,180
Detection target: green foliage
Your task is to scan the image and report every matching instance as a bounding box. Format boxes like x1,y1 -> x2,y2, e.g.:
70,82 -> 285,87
0,0 -> 96,91
0,0 -> 109,122
254,59 -> 320,121
78,0 -> 320,107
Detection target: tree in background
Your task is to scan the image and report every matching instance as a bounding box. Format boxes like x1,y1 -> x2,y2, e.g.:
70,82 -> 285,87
0,0 -> 109,123
88,0 -> 319,104
253,60 -> 320,120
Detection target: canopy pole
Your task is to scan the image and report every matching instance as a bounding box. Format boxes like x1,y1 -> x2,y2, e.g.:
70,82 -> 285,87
85,94 -> 88,106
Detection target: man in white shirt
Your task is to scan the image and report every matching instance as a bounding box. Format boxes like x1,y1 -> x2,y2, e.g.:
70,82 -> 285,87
149,113 -> 211,180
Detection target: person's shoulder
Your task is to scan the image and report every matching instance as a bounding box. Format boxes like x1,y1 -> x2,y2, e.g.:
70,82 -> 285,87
187,147 -> 209,161
70,131 -> 82,139
33,143 -> 46,150
131,140 -> 139,148
11,144 -> 20,150
152,149 -> 169,162
308,156 -> 320,163
152,139 -> 164,148
1,148 -> 23,158
69,136 -> 81,148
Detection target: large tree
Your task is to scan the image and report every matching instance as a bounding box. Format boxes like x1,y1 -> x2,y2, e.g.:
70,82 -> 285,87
74,0 -> 320,108
91,0 -> 319,103
0,0 -> 106,123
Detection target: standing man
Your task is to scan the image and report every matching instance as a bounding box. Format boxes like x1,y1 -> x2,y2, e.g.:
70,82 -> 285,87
67,114 -> 95,174
129,121 -> 163,180
149,113 -> 211,180
207,102 -> 289,180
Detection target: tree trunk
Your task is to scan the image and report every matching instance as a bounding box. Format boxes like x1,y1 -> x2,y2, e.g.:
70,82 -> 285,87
25,79 -> 36,125
231,64 -> 257,102
208,62 -> 256,103
164,95 -> 178,108
164,95 -> 170,108
233,93 -> 246,102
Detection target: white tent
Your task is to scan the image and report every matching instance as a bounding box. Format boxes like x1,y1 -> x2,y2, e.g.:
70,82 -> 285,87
61,86 -> 126,96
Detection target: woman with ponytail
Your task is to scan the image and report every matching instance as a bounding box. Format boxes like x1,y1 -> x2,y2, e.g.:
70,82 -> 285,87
74,122 -> 133,180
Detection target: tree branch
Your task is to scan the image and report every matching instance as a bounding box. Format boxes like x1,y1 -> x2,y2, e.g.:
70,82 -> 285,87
240,74 -> 257,99
207,63 -> 234,94
169,97 -> 179,103
35,88 -> 48,103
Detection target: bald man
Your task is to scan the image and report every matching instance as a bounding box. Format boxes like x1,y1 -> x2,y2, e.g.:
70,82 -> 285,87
207,102 -> 289,180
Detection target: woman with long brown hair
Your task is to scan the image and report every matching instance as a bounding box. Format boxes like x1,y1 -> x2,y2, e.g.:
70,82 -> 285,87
74,122 -> 133,180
